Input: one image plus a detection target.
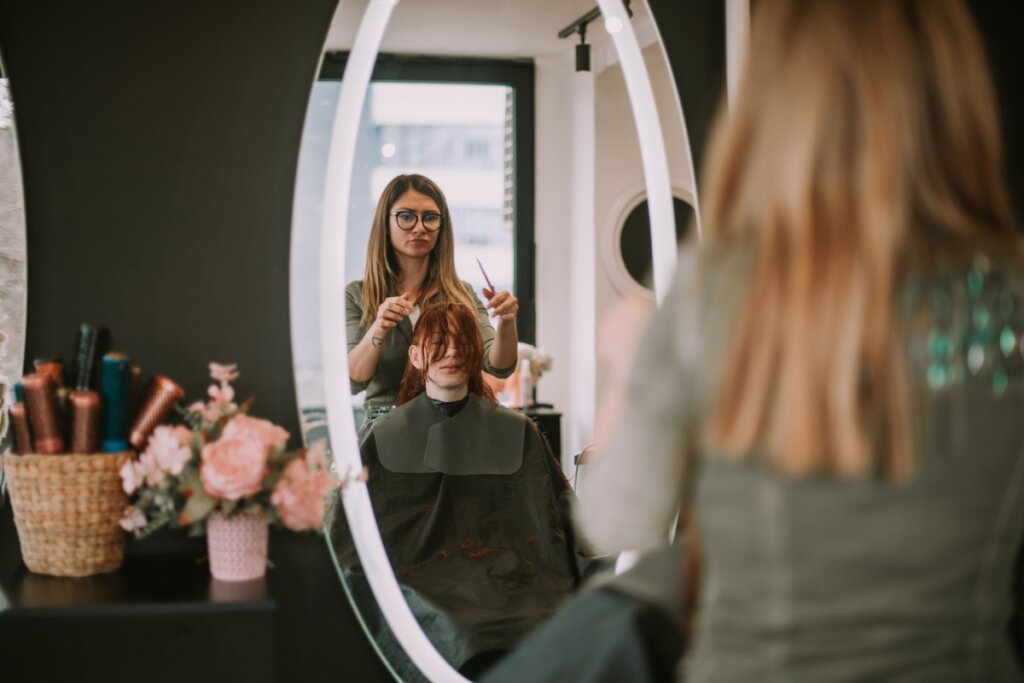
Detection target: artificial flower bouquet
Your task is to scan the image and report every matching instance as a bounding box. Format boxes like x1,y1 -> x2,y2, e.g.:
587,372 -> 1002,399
516,342 -> 554,407
119,362 -> 338,537
517,342 -> 553,380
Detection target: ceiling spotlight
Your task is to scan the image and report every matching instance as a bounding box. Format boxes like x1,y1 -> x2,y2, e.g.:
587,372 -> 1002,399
558,4 -> 634,72
576,24 -> 590,72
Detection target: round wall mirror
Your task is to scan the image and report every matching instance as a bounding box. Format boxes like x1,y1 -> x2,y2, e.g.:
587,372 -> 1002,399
290,0 -> 700,680
608,191 -> 696,298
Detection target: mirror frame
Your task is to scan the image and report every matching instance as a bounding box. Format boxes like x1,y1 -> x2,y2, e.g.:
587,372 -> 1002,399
318,0 -> 694,679
0,67 -> 28,458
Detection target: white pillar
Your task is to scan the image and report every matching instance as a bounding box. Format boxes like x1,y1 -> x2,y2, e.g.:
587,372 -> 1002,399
568,68 -> 597,463
533,55 -> 574,468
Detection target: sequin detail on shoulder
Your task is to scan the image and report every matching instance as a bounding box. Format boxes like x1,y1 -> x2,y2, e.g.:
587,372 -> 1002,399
908,256 -> 1024,396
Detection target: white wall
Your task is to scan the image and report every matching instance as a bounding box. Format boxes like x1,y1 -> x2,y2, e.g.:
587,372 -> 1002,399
594,44 -> 695,400
533,37 -> 695,469
533,52 -> 576,465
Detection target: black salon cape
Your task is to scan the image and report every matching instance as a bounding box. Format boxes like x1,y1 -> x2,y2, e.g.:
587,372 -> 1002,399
329,392 -> 594,675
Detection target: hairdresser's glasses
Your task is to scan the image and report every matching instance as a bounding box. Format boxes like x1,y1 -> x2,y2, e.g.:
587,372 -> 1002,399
392,210 -> 444,232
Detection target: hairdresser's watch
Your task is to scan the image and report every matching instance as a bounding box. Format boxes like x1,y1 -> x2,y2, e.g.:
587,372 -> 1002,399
371,336 -> 384,348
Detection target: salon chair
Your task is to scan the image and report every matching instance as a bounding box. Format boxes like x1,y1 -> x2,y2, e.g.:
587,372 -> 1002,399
518,402 -> 562,460
480,541 -> 685,683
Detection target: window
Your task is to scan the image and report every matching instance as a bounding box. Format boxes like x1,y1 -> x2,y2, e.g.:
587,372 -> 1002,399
290,55 -> 535,410
354,81 -> 516,296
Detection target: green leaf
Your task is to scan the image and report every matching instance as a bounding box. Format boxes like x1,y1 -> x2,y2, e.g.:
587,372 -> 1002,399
220,498 -> 239,516
179,467 -> 204,496
241,500 -> 264,516
191,429 -> 205,453
133,510 -> 177,539
268,446 -> 294,469
180,488 -> 218,525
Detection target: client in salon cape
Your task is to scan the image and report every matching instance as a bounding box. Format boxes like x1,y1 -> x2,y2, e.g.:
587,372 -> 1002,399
330,302 -> 596,672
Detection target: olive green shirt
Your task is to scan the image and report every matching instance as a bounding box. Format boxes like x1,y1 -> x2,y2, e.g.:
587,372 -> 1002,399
345,280 -> 515,415
579,244 -> 1024,681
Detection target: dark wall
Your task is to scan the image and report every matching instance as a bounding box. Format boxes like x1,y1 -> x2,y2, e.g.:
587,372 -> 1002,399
647,0 -> 726,188
649,0 -> 1023,224
0,0 -> 337,443
966,0 -> 1024,221
0,2 -> 399,680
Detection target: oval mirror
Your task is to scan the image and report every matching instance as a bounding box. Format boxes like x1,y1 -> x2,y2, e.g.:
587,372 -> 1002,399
289,0 -> 700,680
0,60 -> 29,465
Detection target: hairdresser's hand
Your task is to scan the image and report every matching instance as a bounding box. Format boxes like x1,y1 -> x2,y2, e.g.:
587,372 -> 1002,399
372,292 -> 415,335
484,288 -> 519,325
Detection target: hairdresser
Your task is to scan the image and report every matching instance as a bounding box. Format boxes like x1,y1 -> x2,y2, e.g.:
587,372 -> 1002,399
346,173 -> 518,437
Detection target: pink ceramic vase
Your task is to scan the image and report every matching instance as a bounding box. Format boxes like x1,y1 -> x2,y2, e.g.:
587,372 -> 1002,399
206,510 -> 268,581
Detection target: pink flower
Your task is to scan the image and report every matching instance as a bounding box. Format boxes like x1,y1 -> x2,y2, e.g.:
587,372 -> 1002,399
200,434 -> 269,500
187,401 -> 221,421
189,399 -> 228,424
271,458 -> 336,531
209,362 -> 239,383
222,414 -> 289,452
119,459 -> 145,494
208,382 -> 235,405
139,450 -> 166,487
171,425 -> 193,445
144,425 -> 193,476
120,507 -> 147,532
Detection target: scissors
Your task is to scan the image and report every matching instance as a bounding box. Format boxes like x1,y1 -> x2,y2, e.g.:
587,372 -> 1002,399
475,257 -> 495,292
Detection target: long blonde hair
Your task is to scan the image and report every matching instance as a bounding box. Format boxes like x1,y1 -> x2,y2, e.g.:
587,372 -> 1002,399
360,174 -> 476,328
704,0 -> 1018,478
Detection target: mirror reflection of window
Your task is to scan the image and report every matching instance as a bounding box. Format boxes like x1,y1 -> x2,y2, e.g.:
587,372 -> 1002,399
353,82 -> 515,297
291,71 -> 528,438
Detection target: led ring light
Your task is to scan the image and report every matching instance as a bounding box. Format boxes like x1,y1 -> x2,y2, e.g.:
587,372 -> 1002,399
318,0 -> 689,679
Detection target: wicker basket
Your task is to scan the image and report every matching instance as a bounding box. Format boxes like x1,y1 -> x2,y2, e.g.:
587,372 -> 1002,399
3,452 -> 132,577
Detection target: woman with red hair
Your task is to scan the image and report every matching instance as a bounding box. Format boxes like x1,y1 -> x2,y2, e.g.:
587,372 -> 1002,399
332,302 -> 595,678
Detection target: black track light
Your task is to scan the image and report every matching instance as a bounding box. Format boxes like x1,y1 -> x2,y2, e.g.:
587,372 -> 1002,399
576,24 -> 591,72
558,2 -> 634,73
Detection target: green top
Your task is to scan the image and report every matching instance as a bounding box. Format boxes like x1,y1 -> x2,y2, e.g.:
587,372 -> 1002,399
578,244 -> 1024,681
344,279 -> 515,415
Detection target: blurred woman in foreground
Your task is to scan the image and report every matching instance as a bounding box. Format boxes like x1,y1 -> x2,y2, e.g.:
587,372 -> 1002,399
579,0 -> 1024,679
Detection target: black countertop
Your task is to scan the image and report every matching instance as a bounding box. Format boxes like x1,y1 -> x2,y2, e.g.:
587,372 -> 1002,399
0,496 -> 394,683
